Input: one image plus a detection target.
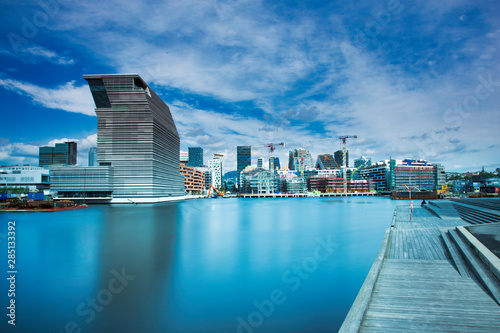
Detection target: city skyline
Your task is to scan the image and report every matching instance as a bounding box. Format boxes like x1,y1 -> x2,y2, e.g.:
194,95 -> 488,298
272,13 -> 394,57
0,1 -> 499,172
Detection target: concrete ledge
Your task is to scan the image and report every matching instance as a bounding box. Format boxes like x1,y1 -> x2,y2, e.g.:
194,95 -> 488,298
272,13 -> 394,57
457,226 -> 500,282
339,227 -> 392,333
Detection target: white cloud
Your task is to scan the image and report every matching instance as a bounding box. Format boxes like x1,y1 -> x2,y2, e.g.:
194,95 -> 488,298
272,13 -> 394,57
0,134 -> 97,167
0,78 -> 95,116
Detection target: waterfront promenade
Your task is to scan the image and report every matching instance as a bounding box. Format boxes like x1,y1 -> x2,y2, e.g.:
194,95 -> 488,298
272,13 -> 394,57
340,199 -> 500,332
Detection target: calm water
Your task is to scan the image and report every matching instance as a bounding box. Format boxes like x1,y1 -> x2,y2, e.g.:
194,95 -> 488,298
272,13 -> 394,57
0,197 -> 401,333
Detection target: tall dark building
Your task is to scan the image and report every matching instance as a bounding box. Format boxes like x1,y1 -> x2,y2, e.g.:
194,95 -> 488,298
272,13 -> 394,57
269,156 -> 280,171
83,73 -> 184,199
39,146 -> 54,167
54,142 -> 77,165
334,150 -> 348,168
237,146 -> 251,175
187,147 -> 203,167
39,142 -> 77,166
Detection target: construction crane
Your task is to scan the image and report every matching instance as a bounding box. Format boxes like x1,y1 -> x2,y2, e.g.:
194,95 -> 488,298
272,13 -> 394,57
207,184 -> 223,198
338,135 -> 358,193
251,142 -> 285,170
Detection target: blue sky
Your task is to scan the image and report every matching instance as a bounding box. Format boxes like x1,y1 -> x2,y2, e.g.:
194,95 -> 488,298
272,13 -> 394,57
0,0 -> 499,172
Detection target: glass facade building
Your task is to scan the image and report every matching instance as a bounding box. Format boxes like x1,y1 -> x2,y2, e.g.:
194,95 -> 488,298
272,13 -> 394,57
187,147 -> 203,167
237,146 -> 251,175
334,150 -> 348,168
88,147 -> 98,166
39,142 -> 77,167
83,74 -> 184,199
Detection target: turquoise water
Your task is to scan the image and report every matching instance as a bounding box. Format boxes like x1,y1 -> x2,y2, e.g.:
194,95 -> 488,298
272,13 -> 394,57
0,197 -> 401,333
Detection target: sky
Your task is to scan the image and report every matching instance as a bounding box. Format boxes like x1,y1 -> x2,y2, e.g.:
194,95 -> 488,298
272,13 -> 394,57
0,0 -> 499,173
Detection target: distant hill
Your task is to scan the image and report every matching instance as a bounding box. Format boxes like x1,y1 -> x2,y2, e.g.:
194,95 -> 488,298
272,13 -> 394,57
224,171 -> 238,179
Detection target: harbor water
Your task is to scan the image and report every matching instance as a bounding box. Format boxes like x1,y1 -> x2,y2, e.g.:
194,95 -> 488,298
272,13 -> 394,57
0,197 -> 401,333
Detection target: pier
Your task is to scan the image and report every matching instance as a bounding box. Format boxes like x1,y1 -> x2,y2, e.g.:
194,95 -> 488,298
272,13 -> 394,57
238,192 -> 376,198
340,198 -> 500,332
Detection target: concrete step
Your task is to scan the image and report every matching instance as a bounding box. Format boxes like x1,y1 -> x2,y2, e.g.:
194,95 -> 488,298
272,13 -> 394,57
440,230 -> 473,279
448,229 -> 500,305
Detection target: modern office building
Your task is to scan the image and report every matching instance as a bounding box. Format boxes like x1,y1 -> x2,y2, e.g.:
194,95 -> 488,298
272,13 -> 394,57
180,163 -> 205,194
187,147 -> 203,167
278,173 -> 307,193
39,142 -> 77,167
237,146 -> 251,175
288,149 -> 314,172
88,147 -> 98,166
334,149 -> 348,168
194,166 -> 211,191
180,151 -> 189,164
240,166 -> 277,194
39,146 -> 54,167
269,156 -> 280,171
360,161 -> 390,191
307,174 -> 369,193
257,157 -> 264,169
0,165 -> 50,191
50,166 -> 113,199
315,154 -> 340,170
208,154 -> 223,189
83,73 -> 184,201
434,163 -> 446,187
354,156 -> 372,169
389,159 -> 437,192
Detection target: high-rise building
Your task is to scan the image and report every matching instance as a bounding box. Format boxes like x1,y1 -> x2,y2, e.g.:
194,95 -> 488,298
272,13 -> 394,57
315,154 -> 340,170
354,156 -> 372,169
237,146 -> 251,175
39,142 -> 77,167
180,151 -> 189,164
208,154 -> 223,189
334,150 -> 348,168
269,156 -> 280,171
88,147 -> 98,166
39,146 -> 54,167
288,149 -> 314,172
83,74 -> 184,199
54,142 -> 77,165
187,147 -> 203,167
257,157 -> 264,169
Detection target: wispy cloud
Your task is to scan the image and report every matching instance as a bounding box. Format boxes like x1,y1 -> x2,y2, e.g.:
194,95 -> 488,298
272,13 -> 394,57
0,78 -> 95,116
0,44 -> 75,65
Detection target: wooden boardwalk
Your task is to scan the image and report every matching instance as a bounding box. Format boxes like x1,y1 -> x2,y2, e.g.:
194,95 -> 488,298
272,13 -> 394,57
340,204 -> 500,332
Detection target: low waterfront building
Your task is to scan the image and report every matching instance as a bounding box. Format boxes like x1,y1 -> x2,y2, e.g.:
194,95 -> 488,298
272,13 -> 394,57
180,163 -> 205,194
278,173 -> 307,193
360,161 -> 390,191
307,174 -> 369,193
50,166 -> 113,199
240,166 -> 277,194
390,159 -> 437,192
195,166 -> 211,191
0,165 -> 50,191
